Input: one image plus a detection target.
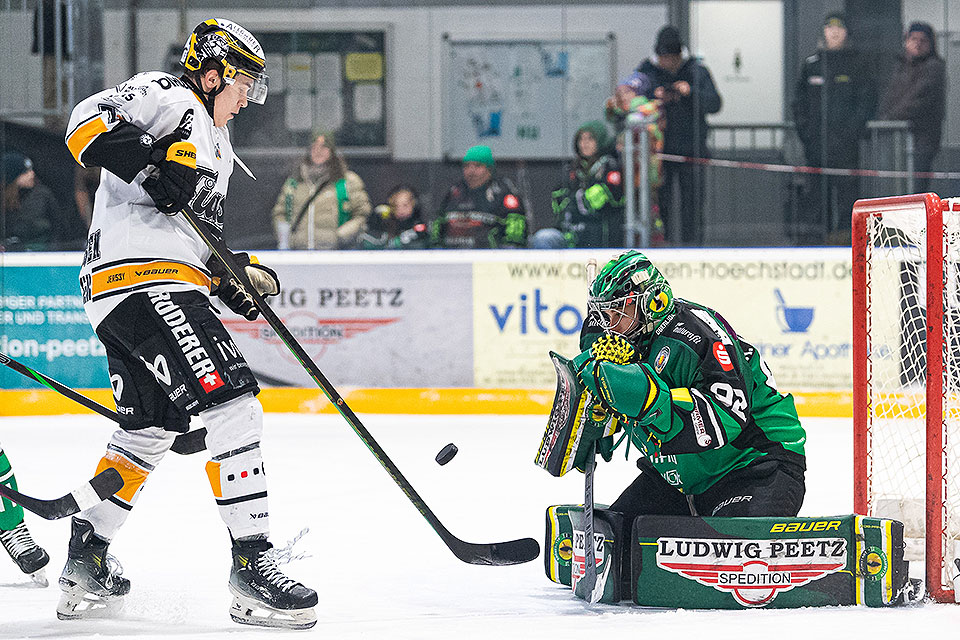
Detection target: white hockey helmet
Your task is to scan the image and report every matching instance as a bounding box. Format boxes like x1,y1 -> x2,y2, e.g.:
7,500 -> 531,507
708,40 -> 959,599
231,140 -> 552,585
181,18 -> 268,104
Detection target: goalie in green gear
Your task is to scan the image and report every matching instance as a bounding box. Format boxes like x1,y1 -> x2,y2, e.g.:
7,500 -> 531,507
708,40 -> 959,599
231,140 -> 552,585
564,250 -> 807,519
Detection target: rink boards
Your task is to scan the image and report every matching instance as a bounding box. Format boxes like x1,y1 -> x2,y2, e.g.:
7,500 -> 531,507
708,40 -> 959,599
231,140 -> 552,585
0,248 -> 854,416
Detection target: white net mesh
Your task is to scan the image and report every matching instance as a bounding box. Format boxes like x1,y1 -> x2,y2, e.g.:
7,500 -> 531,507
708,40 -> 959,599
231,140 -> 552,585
861,197 -> 960,598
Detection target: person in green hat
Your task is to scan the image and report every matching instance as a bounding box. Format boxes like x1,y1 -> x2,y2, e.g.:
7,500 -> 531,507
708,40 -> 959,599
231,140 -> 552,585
431,145 -> 527,248
546,121 -> 625,248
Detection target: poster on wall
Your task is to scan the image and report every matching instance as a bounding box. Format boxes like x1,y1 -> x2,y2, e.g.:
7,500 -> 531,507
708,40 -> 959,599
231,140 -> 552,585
444,37 -> 615,159
233,30 -> 387,150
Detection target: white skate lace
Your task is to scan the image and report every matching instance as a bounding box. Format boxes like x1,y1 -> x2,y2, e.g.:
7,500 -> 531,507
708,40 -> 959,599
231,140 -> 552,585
256,552 -> 300,593
268,528 -> 310,565
0,523 -> 39,559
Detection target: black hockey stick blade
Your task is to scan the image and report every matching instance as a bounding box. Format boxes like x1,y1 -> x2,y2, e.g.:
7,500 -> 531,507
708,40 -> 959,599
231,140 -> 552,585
0,351 -> 206,456
0,468 -> 123,520
446,536 -> 541,566
179,208 -> 539,566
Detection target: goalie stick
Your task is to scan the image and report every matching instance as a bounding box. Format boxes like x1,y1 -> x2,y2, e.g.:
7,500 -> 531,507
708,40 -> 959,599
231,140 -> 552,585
0,352 -> 206,456
578,258 -> 602,603
0,467 -> 123,520
179,207 -> 539,566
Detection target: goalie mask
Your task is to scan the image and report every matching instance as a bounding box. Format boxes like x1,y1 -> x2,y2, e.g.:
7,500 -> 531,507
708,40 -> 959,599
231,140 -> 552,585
588,250 -> 674,341
181,18 -> 268,105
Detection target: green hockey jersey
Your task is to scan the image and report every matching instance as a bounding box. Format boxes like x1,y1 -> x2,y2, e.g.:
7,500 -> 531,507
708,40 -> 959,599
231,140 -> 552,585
579,299 -> 806,495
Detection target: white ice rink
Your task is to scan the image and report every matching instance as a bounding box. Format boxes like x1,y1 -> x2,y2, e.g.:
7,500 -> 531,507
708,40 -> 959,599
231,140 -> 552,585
0,413 -> 958,639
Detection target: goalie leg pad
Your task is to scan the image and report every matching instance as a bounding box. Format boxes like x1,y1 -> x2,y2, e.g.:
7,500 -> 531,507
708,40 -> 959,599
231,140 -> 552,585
545,505 -> 625,603
631,514 -> 910,609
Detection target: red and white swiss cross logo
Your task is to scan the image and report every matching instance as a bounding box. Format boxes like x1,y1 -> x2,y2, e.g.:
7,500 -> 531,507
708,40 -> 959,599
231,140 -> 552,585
606,170 -> 621,186
200,370 -> 225,393
503,194 -> 520,210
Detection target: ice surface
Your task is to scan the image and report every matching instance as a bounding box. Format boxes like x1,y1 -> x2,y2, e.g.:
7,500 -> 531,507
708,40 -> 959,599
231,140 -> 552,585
0,414 -> 957,638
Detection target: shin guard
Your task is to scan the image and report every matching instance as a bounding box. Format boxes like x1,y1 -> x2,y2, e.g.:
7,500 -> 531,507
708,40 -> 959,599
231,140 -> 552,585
82,427 -> 175,540
0,448 -> 25,530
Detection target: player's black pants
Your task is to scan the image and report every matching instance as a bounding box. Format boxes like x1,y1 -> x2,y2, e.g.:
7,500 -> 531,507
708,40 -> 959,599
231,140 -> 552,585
610,456 -> 805,520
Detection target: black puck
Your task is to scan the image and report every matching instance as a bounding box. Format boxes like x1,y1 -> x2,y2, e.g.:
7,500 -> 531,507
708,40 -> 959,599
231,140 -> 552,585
435,443 -> 458,466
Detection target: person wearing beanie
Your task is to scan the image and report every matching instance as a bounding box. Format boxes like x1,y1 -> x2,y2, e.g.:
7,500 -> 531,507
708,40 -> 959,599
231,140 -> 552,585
1,151 -> 56,251
877,21 -> 946,194
792,12 -> 875,244
636,25 -> 721,245
547,121 -> 625,248
431,145 -> 527,248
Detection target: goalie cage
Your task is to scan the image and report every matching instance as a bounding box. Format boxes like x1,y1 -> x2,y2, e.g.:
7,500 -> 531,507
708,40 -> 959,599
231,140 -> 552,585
853,193 -> 960,603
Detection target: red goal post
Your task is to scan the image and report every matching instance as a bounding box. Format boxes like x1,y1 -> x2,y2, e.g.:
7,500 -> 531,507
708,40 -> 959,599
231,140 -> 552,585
853,193 -> 959,603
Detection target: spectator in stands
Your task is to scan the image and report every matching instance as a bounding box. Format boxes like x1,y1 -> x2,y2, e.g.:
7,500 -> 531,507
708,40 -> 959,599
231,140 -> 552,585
877,21 -> 946,194
74,165 -> 100,230
271,132 -> 371,250
605,72 -> 653,137
547,121 -> 624,248
637,25 -> 721,246
432,145 -> 527,249
1,151 -> 55,251
358,184 -> 430,249
792,12 -> 874,245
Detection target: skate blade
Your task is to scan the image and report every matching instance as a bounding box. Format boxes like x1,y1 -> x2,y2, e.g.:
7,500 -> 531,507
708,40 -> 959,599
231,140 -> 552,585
57,583 -> 125,620
28,568 -> 48,588
228,587 -> 317,630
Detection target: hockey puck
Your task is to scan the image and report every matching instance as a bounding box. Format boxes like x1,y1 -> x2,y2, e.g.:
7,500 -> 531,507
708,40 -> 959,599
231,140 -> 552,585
435,443 -> 458,466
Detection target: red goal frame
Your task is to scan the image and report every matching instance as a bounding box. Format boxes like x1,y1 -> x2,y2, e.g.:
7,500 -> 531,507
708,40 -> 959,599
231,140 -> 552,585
852,192 -> 955,602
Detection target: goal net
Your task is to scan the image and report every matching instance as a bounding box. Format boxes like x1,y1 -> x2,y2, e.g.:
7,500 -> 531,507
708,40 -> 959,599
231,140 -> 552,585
853,193 -> 960,602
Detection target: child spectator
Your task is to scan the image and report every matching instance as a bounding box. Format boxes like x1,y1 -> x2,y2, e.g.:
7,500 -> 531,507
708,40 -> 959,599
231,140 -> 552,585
358,185 -> 430,249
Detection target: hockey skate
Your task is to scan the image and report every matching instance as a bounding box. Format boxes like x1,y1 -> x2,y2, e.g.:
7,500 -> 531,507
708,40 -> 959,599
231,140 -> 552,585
0,521 -> 50,587
57,518 -> 130,620
228,538 -> 317,629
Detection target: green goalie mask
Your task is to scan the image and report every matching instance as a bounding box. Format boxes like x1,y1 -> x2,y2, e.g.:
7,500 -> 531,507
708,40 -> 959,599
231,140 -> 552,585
588,250 -> 674,340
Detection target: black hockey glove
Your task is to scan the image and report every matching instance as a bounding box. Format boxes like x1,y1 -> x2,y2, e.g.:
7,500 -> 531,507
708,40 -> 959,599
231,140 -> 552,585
208,253 -> 281,321
143,138 -> 197,215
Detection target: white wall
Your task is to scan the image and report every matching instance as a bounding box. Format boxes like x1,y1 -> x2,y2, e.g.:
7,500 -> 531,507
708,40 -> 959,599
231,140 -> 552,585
690,0 -> 784,125
100,4 -> 667,160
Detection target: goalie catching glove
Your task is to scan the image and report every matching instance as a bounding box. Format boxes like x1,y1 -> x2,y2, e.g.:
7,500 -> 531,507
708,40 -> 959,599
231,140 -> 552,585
572,334 -> 660,423
207,252 -> 280,321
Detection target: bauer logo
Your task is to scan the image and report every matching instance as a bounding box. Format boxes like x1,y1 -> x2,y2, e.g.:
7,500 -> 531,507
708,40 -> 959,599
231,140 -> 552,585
656,537 -> 847,607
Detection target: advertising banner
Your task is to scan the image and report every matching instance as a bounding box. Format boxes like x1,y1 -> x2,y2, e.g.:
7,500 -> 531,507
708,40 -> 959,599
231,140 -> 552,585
219,260 -> 474,388
473,248 -> 852,390
0,263 -> 109,390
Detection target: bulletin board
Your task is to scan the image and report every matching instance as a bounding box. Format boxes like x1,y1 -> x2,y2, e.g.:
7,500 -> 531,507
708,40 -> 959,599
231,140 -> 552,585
233,30 -> 387,151
443,35 -> 616,160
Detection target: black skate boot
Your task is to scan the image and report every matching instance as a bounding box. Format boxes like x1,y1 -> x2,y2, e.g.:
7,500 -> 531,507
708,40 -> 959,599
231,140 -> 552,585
228,538 -> 317,629
57,518 -> 130,620
0,521 -> 50,586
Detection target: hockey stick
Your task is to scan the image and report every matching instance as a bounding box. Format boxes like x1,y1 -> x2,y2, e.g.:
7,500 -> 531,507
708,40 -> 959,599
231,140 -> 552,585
577,258 -> 602,602
0,352 -> 206,456
179,208 -> 539,566
0,467 -> 123,520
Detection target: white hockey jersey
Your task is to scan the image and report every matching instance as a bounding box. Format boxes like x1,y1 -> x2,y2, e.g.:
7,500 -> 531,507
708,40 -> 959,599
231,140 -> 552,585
65,72 -> 235,329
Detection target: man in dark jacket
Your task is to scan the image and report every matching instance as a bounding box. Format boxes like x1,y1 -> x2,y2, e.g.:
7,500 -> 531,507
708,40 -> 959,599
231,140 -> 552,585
792,12 -> 875,244
877,22 -> 946,194
637,26 -> 721,246
432,145 -> 527,248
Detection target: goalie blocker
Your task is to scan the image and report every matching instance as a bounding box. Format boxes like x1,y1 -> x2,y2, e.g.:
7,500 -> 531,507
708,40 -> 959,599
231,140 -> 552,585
544,506 -> 918,608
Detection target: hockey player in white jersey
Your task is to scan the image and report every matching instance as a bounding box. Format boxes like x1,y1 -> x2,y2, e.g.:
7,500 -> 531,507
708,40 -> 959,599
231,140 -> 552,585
59,18 -> 317,629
